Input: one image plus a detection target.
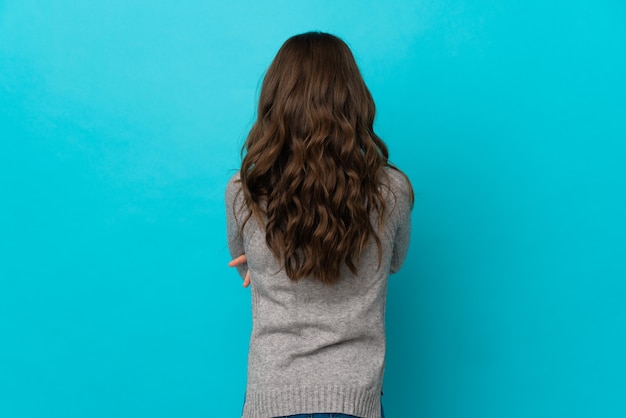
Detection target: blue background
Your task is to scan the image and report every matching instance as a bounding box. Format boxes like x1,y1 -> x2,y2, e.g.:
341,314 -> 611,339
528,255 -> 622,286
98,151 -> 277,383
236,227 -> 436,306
1,1 -> 625,417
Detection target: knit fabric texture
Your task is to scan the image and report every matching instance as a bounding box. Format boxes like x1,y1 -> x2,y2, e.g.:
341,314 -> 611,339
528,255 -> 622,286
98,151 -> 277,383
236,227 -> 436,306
226,167 -> 412,418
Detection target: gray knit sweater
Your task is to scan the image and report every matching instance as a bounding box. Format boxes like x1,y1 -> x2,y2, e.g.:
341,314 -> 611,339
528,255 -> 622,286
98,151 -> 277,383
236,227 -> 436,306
226,167 -> 412,418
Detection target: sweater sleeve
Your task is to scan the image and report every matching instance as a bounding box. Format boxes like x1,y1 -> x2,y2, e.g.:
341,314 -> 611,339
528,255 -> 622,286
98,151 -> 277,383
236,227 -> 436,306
225,173 -> 248,280
390,172 -> 413,274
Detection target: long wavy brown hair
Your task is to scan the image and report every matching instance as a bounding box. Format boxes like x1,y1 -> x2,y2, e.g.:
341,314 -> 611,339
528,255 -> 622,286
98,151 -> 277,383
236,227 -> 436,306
239,32 -> 412,284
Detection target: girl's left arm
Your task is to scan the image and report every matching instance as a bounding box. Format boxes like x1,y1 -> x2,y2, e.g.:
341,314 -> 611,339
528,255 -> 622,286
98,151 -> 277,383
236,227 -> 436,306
226,174 -> 249,284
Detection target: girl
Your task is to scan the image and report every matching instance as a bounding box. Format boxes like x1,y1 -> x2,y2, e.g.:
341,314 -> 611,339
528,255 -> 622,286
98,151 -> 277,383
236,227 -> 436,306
227,32 -> 413,418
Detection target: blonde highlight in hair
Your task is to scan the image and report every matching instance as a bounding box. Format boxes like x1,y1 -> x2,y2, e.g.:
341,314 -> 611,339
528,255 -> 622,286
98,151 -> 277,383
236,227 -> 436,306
240,32 -> 409,284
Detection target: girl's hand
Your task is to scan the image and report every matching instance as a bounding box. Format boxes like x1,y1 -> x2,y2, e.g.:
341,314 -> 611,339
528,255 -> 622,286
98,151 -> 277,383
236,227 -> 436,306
228,254 -> 251,288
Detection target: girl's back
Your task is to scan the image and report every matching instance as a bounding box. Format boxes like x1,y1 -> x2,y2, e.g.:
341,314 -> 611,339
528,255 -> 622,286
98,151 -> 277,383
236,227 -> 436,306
226,32 -> 413,418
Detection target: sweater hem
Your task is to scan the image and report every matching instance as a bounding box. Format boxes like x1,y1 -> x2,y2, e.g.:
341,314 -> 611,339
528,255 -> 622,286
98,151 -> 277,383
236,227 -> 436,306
242,384 -> 381,418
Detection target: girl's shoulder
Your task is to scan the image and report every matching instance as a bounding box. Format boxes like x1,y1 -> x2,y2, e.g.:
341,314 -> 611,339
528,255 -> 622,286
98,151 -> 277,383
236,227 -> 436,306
380,166 -> 413,220
225,171 -> 247,218
381,165 -> 412,196
225,171 -> 242,198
